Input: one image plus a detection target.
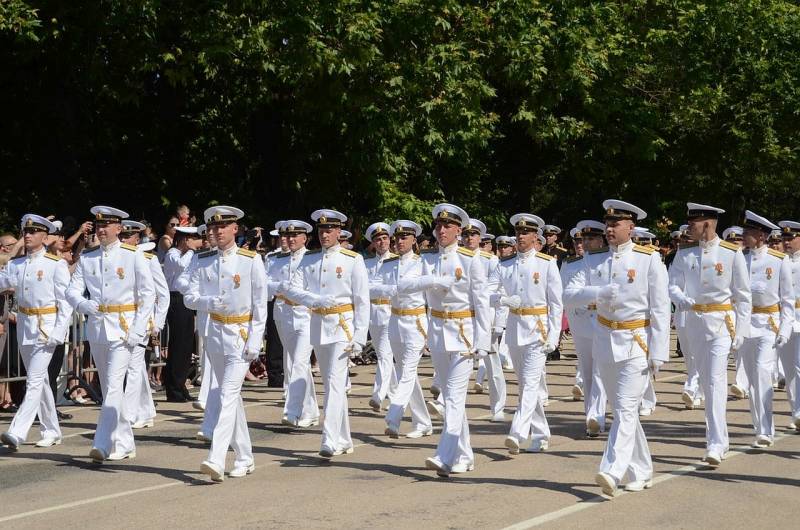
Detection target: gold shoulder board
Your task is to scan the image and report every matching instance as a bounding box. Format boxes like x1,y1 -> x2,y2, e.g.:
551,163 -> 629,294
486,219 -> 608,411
768,248 -> 786,259
457,247 -> 475,257
44,253 -> 61,261
718,240 -> 739,251
340,248 -> 358,258
120,243 -> 137,251
237,248 -> 257,258
633,244 -> 655,255
536,252 -> 555,261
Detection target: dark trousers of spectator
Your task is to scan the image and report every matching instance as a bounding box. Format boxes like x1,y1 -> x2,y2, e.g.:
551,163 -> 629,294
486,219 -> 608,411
165,292 -> 194,401
265,300 -> 283,387
47,344 -> 65,401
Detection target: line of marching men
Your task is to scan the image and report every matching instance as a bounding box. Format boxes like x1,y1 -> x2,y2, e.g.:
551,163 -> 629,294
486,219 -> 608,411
2,200 -> 800,498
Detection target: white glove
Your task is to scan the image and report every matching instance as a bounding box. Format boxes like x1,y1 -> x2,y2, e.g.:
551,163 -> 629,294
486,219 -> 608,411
648,358 -> 664,375
243,348 -> 260,361
597,284 -> 619,304
475,349 -> 489,359
732,335 -> 745,351
126,332 -> 145,349
542,341 -> 557,354
775,335 -> 789,348
199,296 -> 227,312
677,297 -> 695,311
491,329 -> 503,352
489,293 -> 503,307
313,294 -> 337,308
277,281 -> 292,294
500,295 -> 522,309
78,300 -> 99,315
348,342 -> 363,359
45,335 -> 63,348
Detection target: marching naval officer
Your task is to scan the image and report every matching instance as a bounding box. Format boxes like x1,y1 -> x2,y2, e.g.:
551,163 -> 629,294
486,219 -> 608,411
738,211 -> 794,448
668,203 -> 751,466
399,203 -> 491,477
184,206 -> 268,481
0,215 -> 73,450
66,205 -> 155,463
463,218 -> 507,422
266,220 -> 320,428
364,222 -> 398,412
777,220 -> 800,432
490,213 -> 562,454
722,226 -> 750,399
561,220 -> 608,437
369,220 -> 433,438
118,221 -> 169,430
282,209 -> 370,459
564,200 -> 670,496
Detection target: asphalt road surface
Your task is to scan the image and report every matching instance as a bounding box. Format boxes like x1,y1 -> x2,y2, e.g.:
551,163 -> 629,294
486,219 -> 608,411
1,338 -> 798,529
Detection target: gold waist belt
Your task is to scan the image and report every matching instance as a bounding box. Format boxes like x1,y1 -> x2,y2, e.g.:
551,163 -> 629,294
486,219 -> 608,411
391,307 -> 426,316
510,306 -> 548,316
312,303 -> 354,315
275,294 -> 299,307
796,300 -> 800,309
19,306 -> 57,316
587,304 -> 597,310
98,304 -> 137,313
370,298 -> 391,305
691,303 -> 733,312
597,316 -> 650,330
753,304 -> 779,314
430,309 -> 475,319
210,312 -> 252,324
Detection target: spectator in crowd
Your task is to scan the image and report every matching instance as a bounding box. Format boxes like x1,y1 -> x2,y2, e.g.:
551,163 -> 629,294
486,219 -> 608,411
158,215 -> 180,262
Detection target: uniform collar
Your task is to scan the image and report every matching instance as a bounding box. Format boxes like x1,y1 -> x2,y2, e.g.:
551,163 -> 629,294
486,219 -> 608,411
323,243 -> 341,255
699,236 -> 720,250
440,242 -> 459,254
377,250 -> 392,260
27,246 -> 46,260
610,239 -> 634,254
399,250 -> 415,261
750,244 -> 767,256
792,249 -> 800,260
220,244 -> 238,257
518,247 -> 536,259
291,247 -> 306,257
102,239 -> 121,252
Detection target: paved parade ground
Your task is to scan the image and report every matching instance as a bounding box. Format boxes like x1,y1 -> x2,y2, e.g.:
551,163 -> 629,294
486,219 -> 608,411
1,338 -> 798,530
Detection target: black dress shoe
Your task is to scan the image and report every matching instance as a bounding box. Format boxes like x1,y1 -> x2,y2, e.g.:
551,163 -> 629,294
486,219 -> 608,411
166,395 -> 188,403
57,410 -> 73,420
267,379 -> 283,388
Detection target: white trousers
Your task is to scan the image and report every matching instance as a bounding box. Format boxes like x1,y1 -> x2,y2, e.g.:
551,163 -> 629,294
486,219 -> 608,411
734,347 -> 750,391
385,337 -> 431,431
475,354 -> 507,415
206,351 -> 253,469
282,327 -> 319,421
124,346 -> 156,424
431,350 -> 474,467
370,324 -> 396,402
641,376 -> 657,411
678,325 -> 703,399
778,332 -> 800,421
7,344 -> 61,441
508,342 -> 549,442
597,355 -> 652,483
740,335 -> 776,439
197,343 -> 215,408
574,336 -> 607,430
691,335 -> 731,454
316,342 -> 352,452
91,341 -> 134,455
275,318 -> 293,394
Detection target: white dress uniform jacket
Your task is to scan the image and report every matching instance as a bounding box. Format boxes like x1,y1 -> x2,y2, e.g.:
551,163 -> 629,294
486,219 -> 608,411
372,252 -> 428,346
491,249 -> 563,348
366,251 -> 398,327
67,241 -> 155,343
288,245 -> 370,347
0,249 -> 73,344
742,245 -> 794,340
560,255 -> 595,339
266,247 -> 311,331
668,238 -> 752,341
415,245 -> 491,353
565,241 -> 671,363
183,246 -> 268,355
789,250 -> 800,333
144,250 -> 170,332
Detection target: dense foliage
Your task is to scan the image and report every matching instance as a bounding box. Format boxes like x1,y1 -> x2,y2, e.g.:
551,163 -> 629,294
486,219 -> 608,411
2,1 -> 799,237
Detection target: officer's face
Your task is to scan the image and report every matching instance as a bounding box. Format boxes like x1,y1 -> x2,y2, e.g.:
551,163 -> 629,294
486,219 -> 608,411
497,244 -> 514,257
318,227 -> 340,248
515,228 -> 536,253
742,227 -> 763,249
769,239 -> 784,252
546,233 -> 557,245
211,221 -> 237,249
22,228 -> 47,251
286,232 -> 307,252
583,234 -> 605,251
206,230 -> 217,248
783,234 -> 800,253
687,217 -> 716,240
480,240 -> 493,252
373,233 -> 390,255
462,230 -> 481,250
605,220 -> 633,246
279,235 -> 289,251
572,238 -> 584,256
434,221 -> 461,247
120,232 -> 140,245
96,221 -> 122,246
395,233 -> 415,254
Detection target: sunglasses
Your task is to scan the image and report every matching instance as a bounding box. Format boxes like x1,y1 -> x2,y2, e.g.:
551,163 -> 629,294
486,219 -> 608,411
168,223 -> 178,227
